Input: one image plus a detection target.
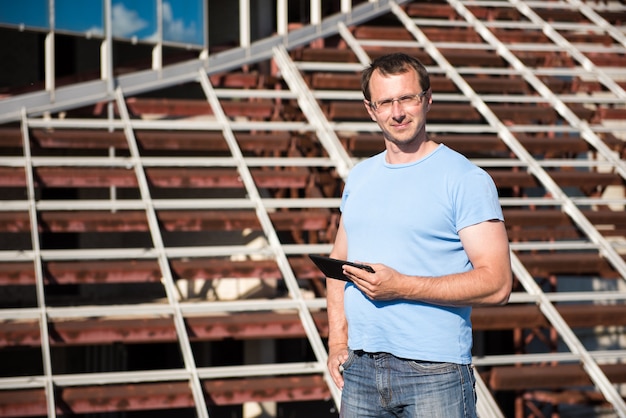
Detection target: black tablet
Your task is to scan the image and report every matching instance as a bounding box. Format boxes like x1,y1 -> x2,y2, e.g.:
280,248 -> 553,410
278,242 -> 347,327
309,254 -> 374,282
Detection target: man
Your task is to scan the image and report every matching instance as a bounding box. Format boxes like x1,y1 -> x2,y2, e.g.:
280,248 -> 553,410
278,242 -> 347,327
326,52 -> 512,417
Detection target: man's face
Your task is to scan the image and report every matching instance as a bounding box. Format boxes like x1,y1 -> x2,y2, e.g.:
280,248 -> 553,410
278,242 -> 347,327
364,69 -> 431,148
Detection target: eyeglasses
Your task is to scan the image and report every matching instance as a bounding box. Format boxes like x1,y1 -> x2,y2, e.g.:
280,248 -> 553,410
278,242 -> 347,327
369,90 -> 428,113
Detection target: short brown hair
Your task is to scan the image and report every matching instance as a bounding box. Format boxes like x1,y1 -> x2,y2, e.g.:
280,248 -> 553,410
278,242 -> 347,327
361,53 -> 430,101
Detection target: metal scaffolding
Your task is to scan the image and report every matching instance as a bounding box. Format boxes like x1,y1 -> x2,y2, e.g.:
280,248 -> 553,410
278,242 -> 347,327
0,0 -> 625,417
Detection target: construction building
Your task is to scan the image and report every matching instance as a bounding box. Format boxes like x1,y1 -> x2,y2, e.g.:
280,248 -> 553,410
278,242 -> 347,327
0,0 -> 625,417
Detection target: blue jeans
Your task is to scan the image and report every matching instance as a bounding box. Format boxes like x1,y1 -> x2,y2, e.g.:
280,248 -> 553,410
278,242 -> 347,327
339,350 -> 477,418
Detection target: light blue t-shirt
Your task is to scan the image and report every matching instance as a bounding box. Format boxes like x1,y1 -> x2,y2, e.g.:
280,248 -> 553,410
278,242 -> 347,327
340,144 -> 503,364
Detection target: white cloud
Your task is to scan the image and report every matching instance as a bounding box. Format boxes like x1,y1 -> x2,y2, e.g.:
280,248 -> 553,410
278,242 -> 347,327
86,25 -> 104,37
111,3 -> 148,38
162,2 -> 198,43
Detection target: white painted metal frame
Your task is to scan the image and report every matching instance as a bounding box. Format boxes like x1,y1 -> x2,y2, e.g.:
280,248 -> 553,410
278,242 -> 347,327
273,45 -> 355,180
115,88 -> 210,418
1,0 -> 625,416
20,110 -> 56,418
197,67 -> 342,406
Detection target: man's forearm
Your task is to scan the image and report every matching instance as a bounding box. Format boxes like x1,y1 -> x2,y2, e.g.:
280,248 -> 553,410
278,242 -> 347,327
326,278 -> 348,349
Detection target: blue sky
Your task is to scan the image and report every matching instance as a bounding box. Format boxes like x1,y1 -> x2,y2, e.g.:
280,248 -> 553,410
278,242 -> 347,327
0,0 -> 204,45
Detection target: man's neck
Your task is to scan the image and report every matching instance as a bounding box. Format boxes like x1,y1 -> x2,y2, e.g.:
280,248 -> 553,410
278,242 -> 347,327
385,138 -> 438,165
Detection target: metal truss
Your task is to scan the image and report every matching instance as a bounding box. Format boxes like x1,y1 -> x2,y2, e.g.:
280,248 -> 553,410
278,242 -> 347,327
1,0 -> 626,417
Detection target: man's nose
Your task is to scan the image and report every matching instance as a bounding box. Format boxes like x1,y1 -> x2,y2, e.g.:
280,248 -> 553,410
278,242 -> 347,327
391,101 -> 406,118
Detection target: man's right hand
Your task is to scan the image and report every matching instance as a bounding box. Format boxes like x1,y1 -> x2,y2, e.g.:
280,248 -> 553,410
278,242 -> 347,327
327,345 -> 349,389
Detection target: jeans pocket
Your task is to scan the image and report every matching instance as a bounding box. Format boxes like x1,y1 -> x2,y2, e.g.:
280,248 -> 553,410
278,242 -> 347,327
340,349 -> 357,373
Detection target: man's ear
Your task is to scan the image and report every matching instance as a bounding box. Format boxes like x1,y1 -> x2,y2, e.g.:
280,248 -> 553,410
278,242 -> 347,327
364,100 -> 377,121
425,89 -> 433,113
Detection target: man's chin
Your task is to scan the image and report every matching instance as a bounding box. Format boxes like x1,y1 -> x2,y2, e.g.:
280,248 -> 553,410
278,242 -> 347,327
385,135 -> 417,147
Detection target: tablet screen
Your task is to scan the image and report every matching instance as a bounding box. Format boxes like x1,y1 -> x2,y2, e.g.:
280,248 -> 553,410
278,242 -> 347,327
309,254 -> 374,282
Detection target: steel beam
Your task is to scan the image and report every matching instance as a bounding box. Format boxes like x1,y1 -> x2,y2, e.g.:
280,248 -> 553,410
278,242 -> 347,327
3,304 -> 626,348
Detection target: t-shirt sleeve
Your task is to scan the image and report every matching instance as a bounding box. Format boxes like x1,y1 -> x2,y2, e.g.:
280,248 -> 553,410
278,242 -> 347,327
455,169 -> 503,232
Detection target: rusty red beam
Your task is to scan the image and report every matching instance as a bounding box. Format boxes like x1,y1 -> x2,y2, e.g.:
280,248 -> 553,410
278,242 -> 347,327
0,252 -> 622,286
0,376 -> 330,417
312,72 -> 528,94
3,208 -> 625,234
404,2 -> 458,19
4,165 -> 612,192
0,166 -> 310,189
203,375 -> 330,405
25,128 -> 293,152
124,97 -> 277,120
1,365 -> 626,417
328,101 -> 484,122
521,389 -> 608,407
3,304 -> 626,348
355,131 -> 623,155
488,170 -> 623,189
0,311 -> 330,347
3,127 -> 620,163
0,256 -> 327,285
0,260 -> 153,285
505,209 -> 626,239
327,96 -> 595,124
485,363 -> 626,391
0,209 -> 332,233
208,71 -> 261,89
505,209 -> 626,227
516,252 -> 618,278
358,24 -> 601,48
471,303 -> 626,330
